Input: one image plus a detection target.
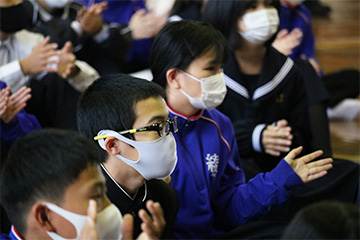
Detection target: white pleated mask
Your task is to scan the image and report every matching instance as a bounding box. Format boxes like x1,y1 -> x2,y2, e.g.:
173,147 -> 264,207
239,8 -> 279,44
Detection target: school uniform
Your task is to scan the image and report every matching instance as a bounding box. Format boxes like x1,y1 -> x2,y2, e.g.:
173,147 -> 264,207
219,47 -> 312,176
101,165 -> 178,239
168,105 -> 303,239
29,0 -> 132,76
0,226 -> 22,240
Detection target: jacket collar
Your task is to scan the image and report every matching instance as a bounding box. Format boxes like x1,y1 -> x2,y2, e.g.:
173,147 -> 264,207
166,102 -> 204,121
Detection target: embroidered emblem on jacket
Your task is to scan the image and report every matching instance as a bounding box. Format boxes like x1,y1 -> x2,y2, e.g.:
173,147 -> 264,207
206,153 -> 219,177
275,93 -> 284,103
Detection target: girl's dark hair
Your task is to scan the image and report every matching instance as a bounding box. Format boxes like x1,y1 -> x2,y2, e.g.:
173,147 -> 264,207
202,0 -> 281,50
150,20 -> 228,89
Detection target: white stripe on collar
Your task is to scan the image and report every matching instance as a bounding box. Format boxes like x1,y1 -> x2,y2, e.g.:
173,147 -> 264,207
224,57 -> 294,100
253,58 -> 294,100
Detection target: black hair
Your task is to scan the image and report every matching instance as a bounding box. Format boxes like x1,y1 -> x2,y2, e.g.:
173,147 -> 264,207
202,0 -> 281,51
281,201 -> 360,239
0,129 -> 105,235
77,73 -> 165,140
150,20 -> 228,89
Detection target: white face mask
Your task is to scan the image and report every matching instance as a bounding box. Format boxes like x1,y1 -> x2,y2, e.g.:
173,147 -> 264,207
44,202 -> 122,240
44,0 -> 71,9
179,71 -> 227,110
96,130 -> 178,180
239,8 -> 279,45
285,0 -> 306,5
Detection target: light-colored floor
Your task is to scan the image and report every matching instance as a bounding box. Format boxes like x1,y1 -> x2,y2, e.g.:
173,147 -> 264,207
312,0 -> 360,163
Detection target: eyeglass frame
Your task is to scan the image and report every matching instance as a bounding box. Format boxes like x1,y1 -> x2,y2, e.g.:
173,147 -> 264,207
94,116 -> 178,140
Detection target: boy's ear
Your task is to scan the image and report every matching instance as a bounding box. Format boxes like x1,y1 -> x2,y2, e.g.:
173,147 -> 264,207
31,203 -> 55,232
166,68 -> 181,89
104,136 -> 122,155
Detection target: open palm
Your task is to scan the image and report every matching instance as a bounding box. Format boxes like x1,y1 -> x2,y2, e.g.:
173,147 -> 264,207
284,146 -> 333,183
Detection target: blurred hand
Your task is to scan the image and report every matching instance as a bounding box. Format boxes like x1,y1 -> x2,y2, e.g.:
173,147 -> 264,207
272,28 -> 303,56
262,119 -> 293,156
77,1 -> 108,35
284,146 -> 333,183
81,199 -> 164,240
137,200 -> 165,240
301,54 -> 322,76
129,9 -> 167,39
1,86 -> 31,124
80,200 -> 98,240
0,87 -> 10,117
57,41 -> 77,79
20,36 -> 59,75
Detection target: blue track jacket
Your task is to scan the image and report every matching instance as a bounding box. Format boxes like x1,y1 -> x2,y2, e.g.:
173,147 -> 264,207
168,105 -> 303,239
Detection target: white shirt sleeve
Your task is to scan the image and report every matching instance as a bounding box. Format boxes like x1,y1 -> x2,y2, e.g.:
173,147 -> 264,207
67,60 -> 99,92
0,60 -> 29,91
252,123 -> 267,152
0,30 -> 44,92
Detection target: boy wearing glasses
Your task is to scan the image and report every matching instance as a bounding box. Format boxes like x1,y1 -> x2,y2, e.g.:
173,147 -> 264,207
77,73 -> 179,239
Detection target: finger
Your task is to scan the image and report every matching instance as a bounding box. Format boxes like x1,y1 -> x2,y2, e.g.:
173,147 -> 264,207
299,150 -> 324,164
141,222 -> 157,240
300,54 -> 307,60
265,148 -> 281,156
138,209 -> 153,227
276,29 -> 289,39
276,119 -> 288,127
7,103 -> 27,119
98,1 -> 108,10
307,158 -> 333,169
290,28 -> 303,38
41,36 -> 51,46
9,86 -> 30,101
146,201 -> 165,227
62,41 -> 73,53
306,170 -> 328,182
122,214 -> 134,240
80,200 -> 98,240
87,199 -> 97,221
135,9 -> 147,17
10,93 -> 31,107
284,146 -> 303,162
42,43 -> 58,54
266,143 -> 291,152
0,105 -> 7,116
309,163 -> 333,176
94,2 -> 107,14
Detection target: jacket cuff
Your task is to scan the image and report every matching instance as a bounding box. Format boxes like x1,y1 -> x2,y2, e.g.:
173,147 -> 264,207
268,159 -> 303,190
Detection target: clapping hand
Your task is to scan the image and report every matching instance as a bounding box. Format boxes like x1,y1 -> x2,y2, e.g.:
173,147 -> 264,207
262,119 -> 293,156
0,86 -> 31,124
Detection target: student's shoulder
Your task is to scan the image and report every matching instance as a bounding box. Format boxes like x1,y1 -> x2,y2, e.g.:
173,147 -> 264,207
147,179 -> 177,196
146,179 -> 178,212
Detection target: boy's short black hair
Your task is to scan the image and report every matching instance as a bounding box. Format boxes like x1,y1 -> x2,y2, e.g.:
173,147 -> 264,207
0,129 -> 105,235
202,0 -> 280,50
77,73 -> 165,140
281,201 -> 360,239
150,20 -> 228,89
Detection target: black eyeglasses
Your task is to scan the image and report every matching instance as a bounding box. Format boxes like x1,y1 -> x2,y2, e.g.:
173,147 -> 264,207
94,116 -> 178,140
